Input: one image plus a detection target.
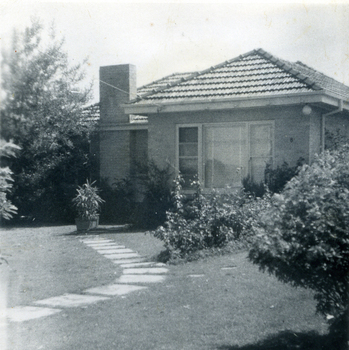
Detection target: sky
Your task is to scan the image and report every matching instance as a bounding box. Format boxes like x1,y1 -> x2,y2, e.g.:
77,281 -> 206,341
1,1 -> 349,103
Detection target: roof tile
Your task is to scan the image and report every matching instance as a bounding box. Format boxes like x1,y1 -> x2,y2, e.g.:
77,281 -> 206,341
131,49 -> 349,105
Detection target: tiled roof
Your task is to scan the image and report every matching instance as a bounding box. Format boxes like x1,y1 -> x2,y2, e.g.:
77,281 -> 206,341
82,102 -> 100,122
137,72 -> 194,96
130,48 -> 349,105
83,103 -> 148,123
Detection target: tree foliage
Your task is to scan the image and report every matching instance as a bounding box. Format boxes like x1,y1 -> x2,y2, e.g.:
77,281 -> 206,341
248,145 -> 349,343
0,139 -> 20,221
1,19 -> 96,223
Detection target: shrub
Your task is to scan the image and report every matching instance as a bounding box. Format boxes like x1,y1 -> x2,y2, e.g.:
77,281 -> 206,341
132,160 -> 173,229
150,175 -> 260,261
243,159 -> 304,197
0,139 -> 20,222
248,145 -> 349,344
99,177 -> 135,224
99,160 -> 173,229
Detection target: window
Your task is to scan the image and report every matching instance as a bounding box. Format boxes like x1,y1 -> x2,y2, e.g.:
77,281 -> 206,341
204,124 -> 247,188
177,122 -> 273,189
249,123 -> 273,183
178,127 -> 199,188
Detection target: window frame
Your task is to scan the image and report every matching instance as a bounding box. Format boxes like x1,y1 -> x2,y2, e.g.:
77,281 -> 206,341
176,124 -> 202,188
176,121 -> 274,191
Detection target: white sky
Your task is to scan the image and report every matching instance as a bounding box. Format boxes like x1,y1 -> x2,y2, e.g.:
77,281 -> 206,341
1,1 -> 349,103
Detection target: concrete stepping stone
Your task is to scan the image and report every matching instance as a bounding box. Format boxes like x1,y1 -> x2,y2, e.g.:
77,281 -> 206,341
84,243 -> 120,248
92,245 -> 126,250
118,275 -> 166,284
7,306 -> 61,322
104,253 -> 140,260
221,266 -> 237,270
111,258 -> 147,265
34,293 -> 109,308
120,262 -> 166,268
123,267 -> 168,275
84,284 -> 147,296
82,239 -> 114,244
96,248 -> 134,254
188,274 -> 205,278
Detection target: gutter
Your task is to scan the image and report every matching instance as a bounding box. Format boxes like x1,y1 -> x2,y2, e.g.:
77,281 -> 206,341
321,99 -> 344,152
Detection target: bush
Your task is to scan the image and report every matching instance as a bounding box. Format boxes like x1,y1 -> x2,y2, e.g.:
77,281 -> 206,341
99,160 -> 173,229
248,145 -> 349,344
243,159 -> 304,197
150,175 -> 261,261
99,177 -> 135,224
0,139 -> 20,222
131,160 -> 173,229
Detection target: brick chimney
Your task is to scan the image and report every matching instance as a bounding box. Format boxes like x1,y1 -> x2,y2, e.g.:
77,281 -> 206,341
99,64 -> 137,124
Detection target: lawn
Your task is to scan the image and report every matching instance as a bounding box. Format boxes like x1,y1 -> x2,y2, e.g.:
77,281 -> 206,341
98,227 -> 330,349
1,226 -> 330,349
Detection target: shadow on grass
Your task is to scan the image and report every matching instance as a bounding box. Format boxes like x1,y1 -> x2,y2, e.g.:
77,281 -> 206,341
217,330 -> 344,350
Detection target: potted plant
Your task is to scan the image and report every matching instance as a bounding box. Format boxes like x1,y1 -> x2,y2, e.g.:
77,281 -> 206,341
72,180 -> 105,232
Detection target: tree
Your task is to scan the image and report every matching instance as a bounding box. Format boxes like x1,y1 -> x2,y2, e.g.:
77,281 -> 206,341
1,18 -> 96,223
248,145 -> 349,347
0,139 -> 20,222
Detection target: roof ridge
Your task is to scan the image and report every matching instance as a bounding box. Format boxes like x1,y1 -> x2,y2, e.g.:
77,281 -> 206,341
128,48 -> 349,105
255,48 -> 323,91
129,49 -> 260,104
293,60 -> 349,92
137,72 -> 193,90
132,72 -> 201,102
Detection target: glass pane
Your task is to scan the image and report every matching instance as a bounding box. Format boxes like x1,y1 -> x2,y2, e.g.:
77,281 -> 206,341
179,143 -> 198,157
250,124 -> 272,157
205,125 -> 247,188
250,124 -> 273,183
250,157 -> 272,183
179,158 -> 198,175
179,127 -> 198,143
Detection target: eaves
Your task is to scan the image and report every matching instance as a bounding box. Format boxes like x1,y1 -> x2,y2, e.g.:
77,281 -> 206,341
123,90 -> 349,115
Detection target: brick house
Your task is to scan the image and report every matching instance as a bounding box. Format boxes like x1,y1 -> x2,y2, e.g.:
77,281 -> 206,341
97,48 -> 349,191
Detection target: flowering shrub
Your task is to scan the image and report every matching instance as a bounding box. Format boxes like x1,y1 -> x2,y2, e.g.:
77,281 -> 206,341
151,175 -> 262,260
249,145 -> 349,345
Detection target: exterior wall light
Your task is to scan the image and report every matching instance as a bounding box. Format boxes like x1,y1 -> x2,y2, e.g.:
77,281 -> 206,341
302,105 -> 312,115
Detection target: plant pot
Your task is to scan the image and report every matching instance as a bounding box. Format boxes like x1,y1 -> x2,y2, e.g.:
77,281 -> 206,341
75,216 -> 99,232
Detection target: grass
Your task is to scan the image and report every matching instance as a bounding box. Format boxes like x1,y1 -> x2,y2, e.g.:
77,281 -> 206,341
2,225 -> 334,350
101,228 -> 330,349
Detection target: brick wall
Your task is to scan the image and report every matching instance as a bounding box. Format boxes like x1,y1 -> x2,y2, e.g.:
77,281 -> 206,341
100,130 -> 131,183
99,64 -> 137,124
147,105 -> 323,186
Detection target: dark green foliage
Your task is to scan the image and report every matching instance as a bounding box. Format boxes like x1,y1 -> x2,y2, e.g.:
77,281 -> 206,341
248,145 -> 349,345
99,177 -> 135,224
243,159 -> 304,197
242,175 -> 265,198
99,160 -> 173,229
132,160 -> 173,229
1,19 -> 95,223
150,175 -> 260,260
264,159 -> 305,193
0,139 -> 20,222
325,128 -> 348,151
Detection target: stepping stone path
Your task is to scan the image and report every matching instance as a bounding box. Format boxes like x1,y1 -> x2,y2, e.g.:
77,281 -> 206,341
6,237 -> 168,323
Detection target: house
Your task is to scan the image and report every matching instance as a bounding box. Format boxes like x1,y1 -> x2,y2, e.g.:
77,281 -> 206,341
97,48 -> 349,191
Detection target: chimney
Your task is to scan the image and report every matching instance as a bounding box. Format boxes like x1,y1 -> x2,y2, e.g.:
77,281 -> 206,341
99,64 -> 137,124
